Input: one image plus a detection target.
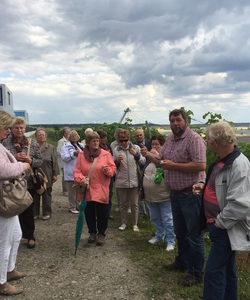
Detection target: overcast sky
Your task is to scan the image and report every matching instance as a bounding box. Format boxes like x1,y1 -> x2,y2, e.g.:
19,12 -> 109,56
1,0 -> 250,125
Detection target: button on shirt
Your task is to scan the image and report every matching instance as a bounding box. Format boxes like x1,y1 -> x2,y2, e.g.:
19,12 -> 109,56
160,127 -> 206,190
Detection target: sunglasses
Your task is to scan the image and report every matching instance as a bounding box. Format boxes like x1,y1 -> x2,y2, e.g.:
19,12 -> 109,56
119,139 -> 129,143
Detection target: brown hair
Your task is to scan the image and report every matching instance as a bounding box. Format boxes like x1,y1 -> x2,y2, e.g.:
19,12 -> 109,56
117,129 -> 130,140
150,134 -> 165,146
85,131 -> 100,146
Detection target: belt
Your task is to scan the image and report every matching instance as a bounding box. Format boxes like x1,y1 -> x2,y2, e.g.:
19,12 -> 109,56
172,186 -> 193,193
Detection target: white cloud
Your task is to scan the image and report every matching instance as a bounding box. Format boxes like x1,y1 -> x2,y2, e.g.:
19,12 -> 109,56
0,0 -> 250,124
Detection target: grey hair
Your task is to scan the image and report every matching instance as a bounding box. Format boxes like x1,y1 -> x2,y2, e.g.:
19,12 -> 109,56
67,130 -> 80,141
206,121 -> 236,146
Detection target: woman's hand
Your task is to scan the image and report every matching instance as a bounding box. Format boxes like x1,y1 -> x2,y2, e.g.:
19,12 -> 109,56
102,165 -> 109,174
129,147 -> 137,156
15,152 -> 26,161
23,162 -> 31,173
74,150 -> 80,156
80,177 -> 89,186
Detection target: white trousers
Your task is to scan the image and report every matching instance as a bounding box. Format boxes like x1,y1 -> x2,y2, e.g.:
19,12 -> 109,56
0,215 -> 22,284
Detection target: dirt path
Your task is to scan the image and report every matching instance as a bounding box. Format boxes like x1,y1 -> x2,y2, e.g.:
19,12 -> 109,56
7,176 -> 176,300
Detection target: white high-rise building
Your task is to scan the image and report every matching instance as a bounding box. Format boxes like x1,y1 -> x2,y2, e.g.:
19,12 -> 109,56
0,84 -> 14,115
0,84 -> 29,124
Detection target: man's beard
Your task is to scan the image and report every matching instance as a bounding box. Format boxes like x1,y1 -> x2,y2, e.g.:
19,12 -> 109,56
172,126 -> 186,137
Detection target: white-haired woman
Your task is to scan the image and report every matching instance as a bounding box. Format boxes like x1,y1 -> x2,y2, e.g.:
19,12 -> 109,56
0,111 -> 31,296
61,130 -> 84,213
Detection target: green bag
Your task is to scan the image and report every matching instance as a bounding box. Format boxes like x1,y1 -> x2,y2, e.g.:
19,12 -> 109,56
154,167 -> 164,184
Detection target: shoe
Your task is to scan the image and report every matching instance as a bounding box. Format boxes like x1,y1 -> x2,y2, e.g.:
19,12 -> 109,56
88,233 -> 96,244
166,245 -> 175,251
127,208 -> 131,213
114,207 -> 120,212
7,270 -> 26,282
179,274 -> 202,287
96,234 -> 105,246
133,225 -> 140,232
34,215 -> 39,220
27,239 -> 36,249
119,224 -> 127,231
163,262 -> 186,272
108,215 -> 114,220
69,208 -> 79,214
148,236 -> 161,244
42,215 -> 51,220
0,283 -> 23,295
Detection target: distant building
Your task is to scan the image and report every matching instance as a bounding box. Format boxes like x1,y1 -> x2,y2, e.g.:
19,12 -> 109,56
0,84 -> 14,115
0,83 -> 29,124
14,110 -> 29,124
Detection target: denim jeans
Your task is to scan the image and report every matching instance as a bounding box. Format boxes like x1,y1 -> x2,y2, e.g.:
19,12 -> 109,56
147,201 -> 175,246
203,223 -> 237,300
170,190 -> 204,278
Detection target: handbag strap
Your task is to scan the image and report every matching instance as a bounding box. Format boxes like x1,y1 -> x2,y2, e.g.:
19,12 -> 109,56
26,138 -> 31,157
87,157 -> 98,179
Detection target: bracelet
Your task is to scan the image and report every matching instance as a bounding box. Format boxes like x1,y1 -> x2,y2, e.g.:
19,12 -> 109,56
199,181 -> 205,184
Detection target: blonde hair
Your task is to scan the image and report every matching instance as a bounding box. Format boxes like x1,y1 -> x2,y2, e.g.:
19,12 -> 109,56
0,110 -> 15,128
67,130 -> 80,141
13,116 -> 26,127
206,121 -> 236,146
85,131 -> 100,146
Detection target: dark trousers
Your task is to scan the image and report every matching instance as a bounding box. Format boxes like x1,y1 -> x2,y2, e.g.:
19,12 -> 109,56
171,190 -> 204,278
19,188 -> 36,240
33,187 -> 52,217
203,224 -> 237,300
85,201 -> 109,235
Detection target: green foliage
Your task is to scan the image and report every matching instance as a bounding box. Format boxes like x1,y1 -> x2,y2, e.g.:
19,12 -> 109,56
180,106 -> 194,124
238,142 -> 250,160
203,111 -> 223,124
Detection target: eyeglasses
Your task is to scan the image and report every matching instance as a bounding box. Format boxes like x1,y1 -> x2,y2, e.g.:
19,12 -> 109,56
119,139 -> 129,143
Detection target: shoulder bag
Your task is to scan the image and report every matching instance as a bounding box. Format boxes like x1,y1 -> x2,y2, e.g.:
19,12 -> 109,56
27,138 -> 48,195
73,157 -> 98,193
0,177 -> 33,218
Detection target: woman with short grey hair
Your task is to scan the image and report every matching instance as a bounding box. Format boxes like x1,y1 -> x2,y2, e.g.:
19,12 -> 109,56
61,130 -> 84,213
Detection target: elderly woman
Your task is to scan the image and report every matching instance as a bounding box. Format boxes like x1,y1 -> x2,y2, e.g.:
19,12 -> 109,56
2,117 -> 43,249
33,128 -> 60,220
113,129 -> 146,232
61,130 -> 84,214
74,131 -> 116,246
141,135 -> 175,251
0,111 -> 31,296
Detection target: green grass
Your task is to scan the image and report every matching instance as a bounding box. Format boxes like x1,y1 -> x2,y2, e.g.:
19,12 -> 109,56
109,205 -> 250,300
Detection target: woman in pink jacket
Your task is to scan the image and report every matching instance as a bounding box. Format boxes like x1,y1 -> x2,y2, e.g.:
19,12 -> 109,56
74,131 -> 116,246
0,110 -> 31,296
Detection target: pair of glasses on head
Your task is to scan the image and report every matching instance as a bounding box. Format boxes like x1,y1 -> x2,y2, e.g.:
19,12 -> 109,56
119,139 -> 129,143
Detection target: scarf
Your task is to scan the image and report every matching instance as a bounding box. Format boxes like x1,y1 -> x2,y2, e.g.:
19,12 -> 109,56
11,136 -> 29,153
70,141 -> 84,151
83,146 -> 101,162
